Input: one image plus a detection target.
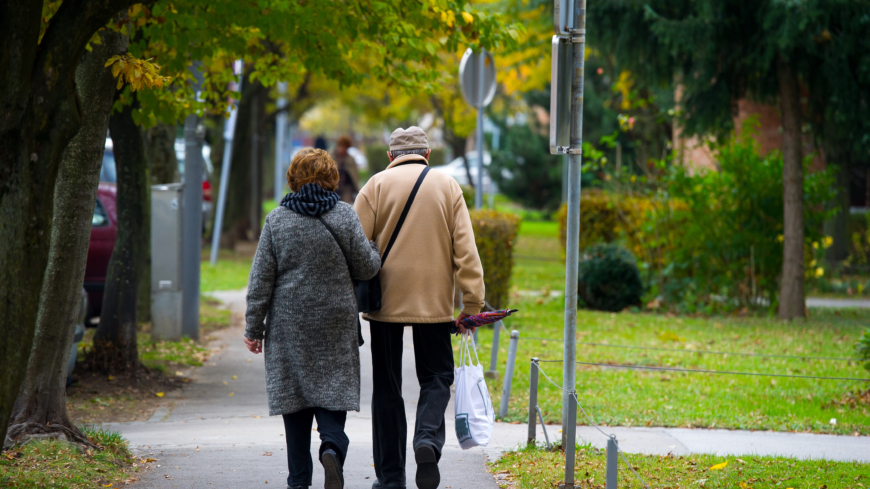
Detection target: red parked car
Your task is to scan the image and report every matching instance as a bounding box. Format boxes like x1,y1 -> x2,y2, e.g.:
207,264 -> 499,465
84,183 -> 117,322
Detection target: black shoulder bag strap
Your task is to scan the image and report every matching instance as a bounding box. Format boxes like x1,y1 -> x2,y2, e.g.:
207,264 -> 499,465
316,214 -> 364,346
380,165 -> 430,266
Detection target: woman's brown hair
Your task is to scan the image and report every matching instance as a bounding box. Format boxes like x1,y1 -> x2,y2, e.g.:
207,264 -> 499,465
286,148 -> 340,192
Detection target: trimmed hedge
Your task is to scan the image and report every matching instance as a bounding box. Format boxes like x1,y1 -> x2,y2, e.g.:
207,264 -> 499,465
470,209 -> 521,310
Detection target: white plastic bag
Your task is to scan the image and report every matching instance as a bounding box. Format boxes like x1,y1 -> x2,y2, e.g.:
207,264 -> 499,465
454,333 -> 494,449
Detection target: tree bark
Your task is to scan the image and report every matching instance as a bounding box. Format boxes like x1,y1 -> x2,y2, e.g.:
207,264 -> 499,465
0,0 -> 138,446
823,161 -> 851,266
138,123 -> 178,323
5,24 -> 128,449
90,97 -> 149,372
144,123 -> 179,185
217,71 -> 267,248
777,56 -> 806,320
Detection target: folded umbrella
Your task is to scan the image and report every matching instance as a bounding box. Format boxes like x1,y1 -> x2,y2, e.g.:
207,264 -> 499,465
459,309 -> 519,328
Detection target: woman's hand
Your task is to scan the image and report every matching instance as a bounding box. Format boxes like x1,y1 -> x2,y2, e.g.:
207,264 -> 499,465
244,337 -> 263,354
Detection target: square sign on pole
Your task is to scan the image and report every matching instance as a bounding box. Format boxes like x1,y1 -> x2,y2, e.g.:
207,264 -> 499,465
554,0 -> 575,35
549,35 -> 574,155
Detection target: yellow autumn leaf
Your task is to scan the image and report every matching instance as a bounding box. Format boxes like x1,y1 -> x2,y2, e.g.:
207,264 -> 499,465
709,461 -> 728,470
231,375 -> 237,380
107,375 -> 114,381
228,392 -> 234,397
461,11 -> 474,24
129,4 -> 142,17
738,483 -> 750,489
155,392 -> 164,397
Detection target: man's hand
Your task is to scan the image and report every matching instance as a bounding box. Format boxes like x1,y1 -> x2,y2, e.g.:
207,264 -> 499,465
455,313 -> 476,335
244,337 -> 262,354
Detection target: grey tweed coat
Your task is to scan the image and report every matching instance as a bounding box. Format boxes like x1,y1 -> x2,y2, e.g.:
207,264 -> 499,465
245,202 -> 381,416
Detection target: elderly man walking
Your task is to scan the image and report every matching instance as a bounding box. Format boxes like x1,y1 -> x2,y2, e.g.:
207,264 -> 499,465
354,127 -> 485,489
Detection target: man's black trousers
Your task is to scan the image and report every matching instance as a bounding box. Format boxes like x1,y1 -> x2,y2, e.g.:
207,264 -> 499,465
369,320 -> 455,489
282,407 -> 348,487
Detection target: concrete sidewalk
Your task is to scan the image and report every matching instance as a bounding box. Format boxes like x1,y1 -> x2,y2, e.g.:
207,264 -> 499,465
114,290 -> 869,489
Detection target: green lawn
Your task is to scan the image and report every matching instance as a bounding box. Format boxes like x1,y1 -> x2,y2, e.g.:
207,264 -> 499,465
470,219 -> 870,436
493,445 -> 869,489
200,247 -> 253,292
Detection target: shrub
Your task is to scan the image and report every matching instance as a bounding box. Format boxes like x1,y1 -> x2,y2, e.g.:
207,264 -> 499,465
469,209 -> 521,309
857,329 -> 870,373
577,243 -> 643,312
364,144 -> 390,175
489,122 -> 564,211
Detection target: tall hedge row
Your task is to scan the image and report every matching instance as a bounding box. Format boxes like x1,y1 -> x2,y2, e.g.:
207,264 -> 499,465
469,209 -> 521,310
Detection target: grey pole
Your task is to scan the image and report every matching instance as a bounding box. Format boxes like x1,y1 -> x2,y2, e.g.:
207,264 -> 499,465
606,436 -> 619,489
275,82 -> 288,203
210,76 -> 242,266
485,320 -> 502,379
561,0 -> 586,448
562,392 -> 577,488
182,79 -> 204,340
475,49 -> 485,210
250,99 -> 260,240
528,357 -> 539,446
499,330 -> 520,418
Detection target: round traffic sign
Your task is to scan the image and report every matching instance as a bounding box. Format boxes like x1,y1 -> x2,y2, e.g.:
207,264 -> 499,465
459,48 -> 496,108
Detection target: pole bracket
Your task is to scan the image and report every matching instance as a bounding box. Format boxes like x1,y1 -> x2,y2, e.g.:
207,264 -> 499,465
569,35 -> 585,44
566,147 -> 583,155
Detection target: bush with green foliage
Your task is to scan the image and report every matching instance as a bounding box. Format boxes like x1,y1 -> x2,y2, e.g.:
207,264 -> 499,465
577,243 -> 643,312
647,123 -> 835,310
489,122 -> 564,211
469,209 -> 521,309
364,144 -> 390,175
857,329 -> 870,373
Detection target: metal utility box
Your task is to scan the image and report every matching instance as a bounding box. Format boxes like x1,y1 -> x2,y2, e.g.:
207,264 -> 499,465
151,183 -> 184,341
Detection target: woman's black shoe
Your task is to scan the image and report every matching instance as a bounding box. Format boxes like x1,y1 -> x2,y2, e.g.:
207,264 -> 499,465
320,448 -> 344,489
414,445 -> 440,489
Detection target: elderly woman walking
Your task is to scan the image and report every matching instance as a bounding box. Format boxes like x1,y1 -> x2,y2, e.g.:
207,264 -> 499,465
245,148 -> 381,489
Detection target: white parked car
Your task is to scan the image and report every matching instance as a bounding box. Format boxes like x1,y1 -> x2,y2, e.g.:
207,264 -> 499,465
432,151 -> 505,194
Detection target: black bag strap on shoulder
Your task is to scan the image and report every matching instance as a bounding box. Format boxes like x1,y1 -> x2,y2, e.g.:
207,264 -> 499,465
317,215 -> 349,263
380,166 -> 429,265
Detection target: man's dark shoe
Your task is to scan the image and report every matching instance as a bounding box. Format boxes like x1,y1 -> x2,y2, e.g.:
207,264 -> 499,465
414,445 -> 440,489
320,448 -> 344,489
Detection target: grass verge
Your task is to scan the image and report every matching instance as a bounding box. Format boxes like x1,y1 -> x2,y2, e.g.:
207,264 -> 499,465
493,445 -> 869,489
468,219 -> 870,435
0,427 -> 138,488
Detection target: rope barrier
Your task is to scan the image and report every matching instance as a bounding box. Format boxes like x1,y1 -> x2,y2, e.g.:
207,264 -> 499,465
537,365 -> 651,489
535,358 -> 868,382
512,336 -> 857,362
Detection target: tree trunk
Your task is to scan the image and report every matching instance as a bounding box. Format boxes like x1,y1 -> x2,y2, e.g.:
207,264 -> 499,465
143,123 -> 179,185
0,0 -> 137,445
823,161 -> 851,266
4,24 -> 127,449
138,123 -> 178,323
777,56 -> 806,320
90,97 -> 149,372
217,71 -> 267,248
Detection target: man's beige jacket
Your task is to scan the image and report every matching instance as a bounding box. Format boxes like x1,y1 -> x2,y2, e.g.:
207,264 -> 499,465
353,154 -> 485,324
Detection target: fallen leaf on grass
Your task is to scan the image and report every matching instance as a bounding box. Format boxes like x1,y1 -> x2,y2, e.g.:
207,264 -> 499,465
155,392 -> 164,398
710,461 -> 728,470
738,483 -> 750,488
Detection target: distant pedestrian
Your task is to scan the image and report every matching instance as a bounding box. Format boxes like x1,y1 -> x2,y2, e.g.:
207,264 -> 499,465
333,135 -> 361,204
314,135 -> 328,150
354,127 -> 485,489
245,148 -> 381,489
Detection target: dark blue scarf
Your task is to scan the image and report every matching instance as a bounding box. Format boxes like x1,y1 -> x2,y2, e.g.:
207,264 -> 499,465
280,183 -> 340,217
